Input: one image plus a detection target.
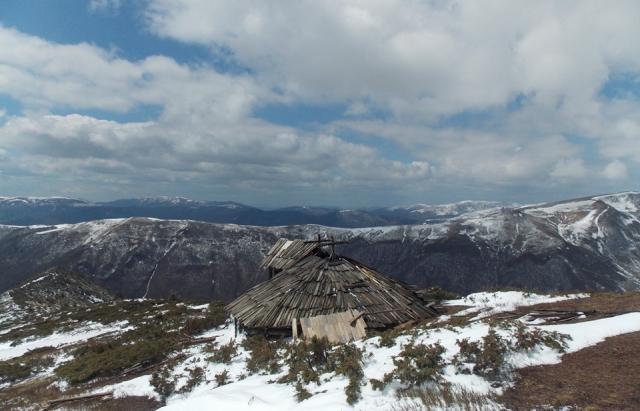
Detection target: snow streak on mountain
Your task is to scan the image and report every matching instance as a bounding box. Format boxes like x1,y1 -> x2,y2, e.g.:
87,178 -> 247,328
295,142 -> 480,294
0,193 -> 639,299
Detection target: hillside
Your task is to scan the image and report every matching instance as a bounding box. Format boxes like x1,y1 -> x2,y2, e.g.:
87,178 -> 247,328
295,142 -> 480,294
1,282 -> 639,410
0,193 -> 639,299
0,271 -> 114,331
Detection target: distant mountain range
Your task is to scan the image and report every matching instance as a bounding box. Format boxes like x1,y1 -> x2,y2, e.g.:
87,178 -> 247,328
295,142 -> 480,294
0,192 -> 639,300
0,196 -> 505,227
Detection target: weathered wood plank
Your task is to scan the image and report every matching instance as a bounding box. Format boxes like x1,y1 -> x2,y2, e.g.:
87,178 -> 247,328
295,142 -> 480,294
299,310 -> 366,344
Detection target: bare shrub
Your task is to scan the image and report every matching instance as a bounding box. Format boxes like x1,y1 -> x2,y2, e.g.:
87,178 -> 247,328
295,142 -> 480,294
392,384 -> 496,411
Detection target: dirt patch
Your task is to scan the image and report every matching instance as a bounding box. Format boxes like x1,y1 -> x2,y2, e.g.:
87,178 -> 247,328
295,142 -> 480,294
523,292 -> 640,316
500,331 -> 640,411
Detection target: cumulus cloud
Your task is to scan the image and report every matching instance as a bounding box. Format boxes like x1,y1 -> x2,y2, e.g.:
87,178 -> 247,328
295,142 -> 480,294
0,113 -> 430,197
144,1 -> 640,117
603,160 -> 628,180
1,1 -> 639,204
0,26 -> 266,119
0,24 -> 441,203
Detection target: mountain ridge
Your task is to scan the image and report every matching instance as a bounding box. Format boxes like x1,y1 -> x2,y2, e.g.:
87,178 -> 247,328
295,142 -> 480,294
1,192 -> 639,300
0,195 -> 512,227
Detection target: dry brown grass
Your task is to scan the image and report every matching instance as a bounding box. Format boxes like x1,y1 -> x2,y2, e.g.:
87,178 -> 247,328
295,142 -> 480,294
391,384 -> 496,411
0,377 -> 63,410
500,331 -> 640,410
518,291 -> 640,320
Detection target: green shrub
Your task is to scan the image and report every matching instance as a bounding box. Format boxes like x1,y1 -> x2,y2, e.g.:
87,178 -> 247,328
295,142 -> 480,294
151,364 -> 177,401
295,381 -> 312,402
308,336 -> 332,365
243,335 -> 282,374
0,361 -> 32,384
454,322 -> 571,381
477,329 -> 509,378
370,342 -> 445,393
55,324 -> 179,384
278,337 -> 332,385
328,344 -> 365,405
454,329 -> 509,380
177,366 -> 205,393
278,338 -> 365,405
0,353 -> 55,384
279,343 -> 318,385
377,330 -> 399,348
370,373 -> 394,391
511,322 -> 570,353
209,341 -> 238,365
182,302 -> 226,336
391,342 -> 446,387
215,369 -> 230,387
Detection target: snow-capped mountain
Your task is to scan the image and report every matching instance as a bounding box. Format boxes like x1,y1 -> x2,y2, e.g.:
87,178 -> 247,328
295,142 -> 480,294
104,197 -> 248,208
338,192 -> 640,293
0,192 -> 639,300
0,196 -> 502,227
378,200 -> 507,220
0,196 -> 84,204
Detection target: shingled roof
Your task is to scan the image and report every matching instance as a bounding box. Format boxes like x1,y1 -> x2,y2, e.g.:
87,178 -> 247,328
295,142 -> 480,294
227,252 -> 438,331
259,238 -> 323,272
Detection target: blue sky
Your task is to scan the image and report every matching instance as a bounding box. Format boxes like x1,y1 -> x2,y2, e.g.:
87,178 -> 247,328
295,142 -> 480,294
0,1 -> 639,207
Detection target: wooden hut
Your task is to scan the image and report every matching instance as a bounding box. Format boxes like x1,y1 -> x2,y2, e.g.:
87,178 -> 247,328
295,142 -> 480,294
227,238 -> 438,339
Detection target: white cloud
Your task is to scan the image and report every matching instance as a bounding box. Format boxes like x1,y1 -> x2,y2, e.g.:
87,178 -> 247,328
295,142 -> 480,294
2,2 -> 640,204
88,0 -> 122,14
0,25 -> 440,203
550,158 -> 588,180
603,160 -> 628,180
332,120 -> 588,186
0,113 -> 431,196
345,101 -> 369,117
136,0 -> 640,201
144,0 -> 640,118
0,26 -> 268,120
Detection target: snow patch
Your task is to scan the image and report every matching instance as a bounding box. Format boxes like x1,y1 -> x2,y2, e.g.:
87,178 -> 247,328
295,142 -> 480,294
445,291 -> 589,320
0,321 -> 130,361
509,312 -> 640,368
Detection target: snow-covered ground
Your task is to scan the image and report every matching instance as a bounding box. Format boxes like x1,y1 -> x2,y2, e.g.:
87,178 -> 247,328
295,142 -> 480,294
52,291 -> 632,411
0,321 -> 130,361
2,291 -> 638,410
444,291 -> 589,320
